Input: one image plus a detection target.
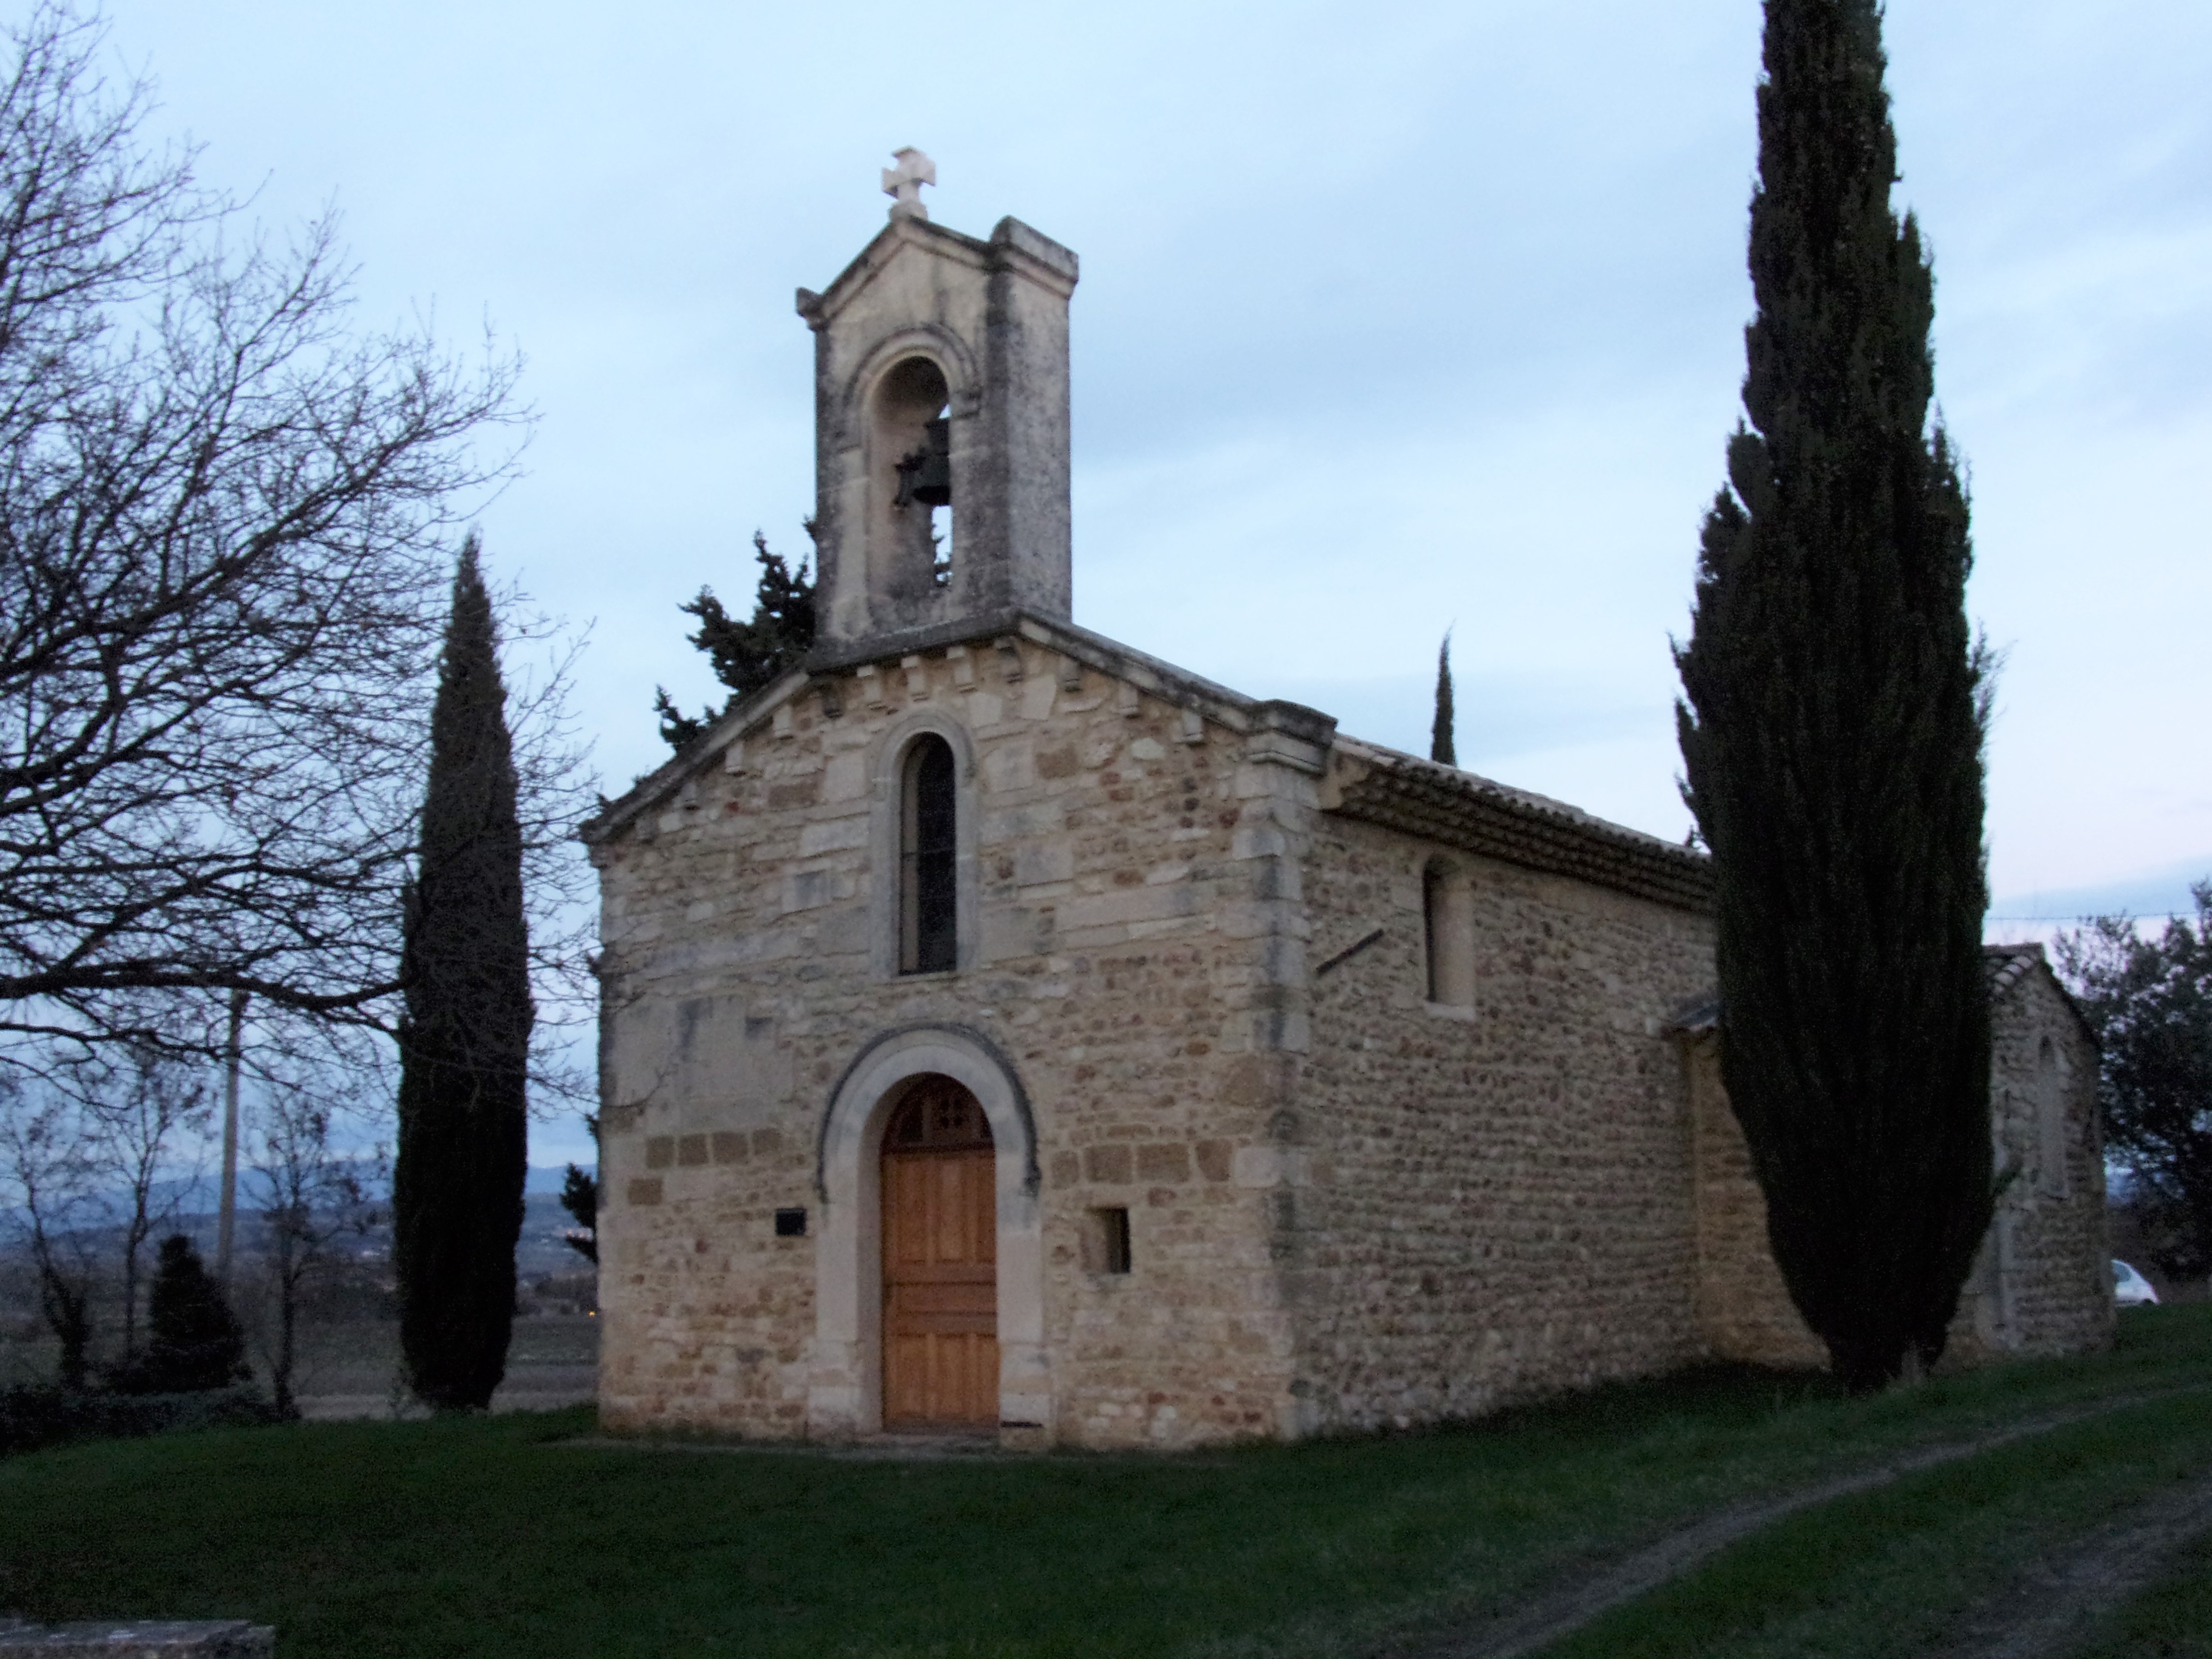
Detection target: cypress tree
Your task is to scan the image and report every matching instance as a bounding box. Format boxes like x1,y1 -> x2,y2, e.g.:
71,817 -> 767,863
110,1236 -> 249,1395
393,535 -> 533,1411
559,1113 -> 600,1265
654,529 -> 817,749
1674,0 -> 1991,1391
1430,631 -> 1456,767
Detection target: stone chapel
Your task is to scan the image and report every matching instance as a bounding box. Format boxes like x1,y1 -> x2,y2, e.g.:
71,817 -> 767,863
582,159 -> 2113,1450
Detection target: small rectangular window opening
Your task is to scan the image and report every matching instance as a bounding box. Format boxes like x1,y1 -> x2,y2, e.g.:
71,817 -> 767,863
1085,1206 -> 1132,1275
774,1207 -> 808,1238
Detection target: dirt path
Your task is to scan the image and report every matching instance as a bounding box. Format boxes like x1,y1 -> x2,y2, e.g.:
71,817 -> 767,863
1381,1386 -> 2209,1659
1937,1468 -> 2212,1659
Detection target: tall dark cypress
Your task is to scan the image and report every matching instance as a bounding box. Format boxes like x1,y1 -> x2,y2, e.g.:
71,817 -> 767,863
1674,0 -> 1991,1390
1430,632 -> 1456,767
394,535 -> 533,1410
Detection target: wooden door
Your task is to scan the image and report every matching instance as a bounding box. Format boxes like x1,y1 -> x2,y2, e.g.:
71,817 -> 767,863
881,1078 -> 998,1428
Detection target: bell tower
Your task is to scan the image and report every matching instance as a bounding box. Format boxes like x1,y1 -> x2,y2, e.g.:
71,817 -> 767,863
796,151 -> 1080,652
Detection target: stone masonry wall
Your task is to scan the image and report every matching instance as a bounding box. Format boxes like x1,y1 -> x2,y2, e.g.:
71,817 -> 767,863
1681,1033 -> 1827,1368
591,634 -> 1308,1448
1288,817 -> 1719,1431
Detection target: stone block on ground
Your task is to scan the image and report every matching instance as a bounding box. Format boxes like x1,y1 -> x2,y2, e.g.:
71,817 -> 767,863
0,1620 -> 274,1657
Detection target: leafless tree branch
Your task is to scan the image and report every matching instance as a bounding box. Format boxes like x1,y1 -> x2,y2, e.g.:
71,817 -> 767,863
0,6 -> 594,1083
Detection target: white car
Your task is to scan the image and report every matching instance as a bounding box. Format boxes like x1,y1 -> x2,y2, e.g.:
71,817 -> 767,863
2113,1260 -> 2160,1307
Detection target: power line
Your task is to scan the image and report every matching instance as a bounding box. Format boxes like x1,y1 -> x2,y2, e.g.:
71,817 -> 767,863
1987,909 -> 2195,923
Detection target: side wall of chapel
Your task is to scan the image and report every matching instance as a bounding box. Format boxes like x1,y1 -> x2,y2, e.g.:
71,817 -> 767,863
1681,1029 -> 1824,1368
590,637 -> 1312,1448
1965,964 -> 2113,1358
1286,817 -> 1719,1431
1684,956 -> 2113,1370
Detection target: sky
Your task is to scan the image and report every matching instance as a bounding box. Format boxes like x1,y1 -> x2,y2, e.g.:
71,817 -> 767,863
71,0 -> 2212,1166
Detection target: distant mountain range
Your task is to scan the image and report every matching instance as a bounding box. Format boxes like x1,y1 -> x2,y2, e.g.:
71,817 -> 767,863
3,1165 -> 593,1228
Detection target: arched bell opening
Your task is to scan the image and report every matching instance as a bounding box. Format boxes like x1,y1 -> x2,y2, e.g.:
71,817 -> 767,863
878,1075 -> 998,1429
869,354 -> 953,605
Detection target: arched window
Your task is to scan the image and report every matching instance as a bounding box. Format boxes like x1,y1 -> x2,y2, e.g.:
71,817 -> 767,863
900,734 -> 957,974
1423,857 -> 1473,1008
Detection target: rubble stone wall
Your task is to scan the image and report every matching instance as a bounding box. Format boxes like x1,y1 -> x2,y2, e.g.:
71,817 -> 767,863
1289,817 -> 1719,1431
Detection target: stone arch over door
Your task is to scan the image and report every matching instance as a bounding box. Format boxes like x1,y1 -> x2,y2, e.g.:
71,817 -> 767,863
808,1023 -> 1047,1443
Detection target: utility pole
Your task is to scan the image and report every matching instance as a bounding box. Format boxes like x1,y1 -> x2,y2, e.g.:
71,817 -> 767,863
216,988 -> 246,1284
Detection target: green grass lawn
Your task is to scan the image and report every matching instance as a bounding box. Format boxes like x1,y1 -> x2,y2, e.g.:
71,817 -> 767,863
1543,1388 -> 2212,1659
2075,1527 -> 2212,1659
2,1310 -> 2207,1659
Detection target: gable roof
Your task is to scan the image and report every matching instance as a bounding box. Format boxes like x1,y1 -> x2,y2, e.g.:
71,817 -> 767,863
1983,940 -> 2050,1001
1320,738 -> 1715,913
579,608 -> 1296,847
580,610 -> 1716,919
1983,940 -> 2099,1043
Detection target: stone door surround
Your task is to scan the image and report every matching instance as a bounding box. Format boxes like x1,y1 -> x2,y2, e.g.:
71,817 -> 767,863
810,1023 -> 1048,1443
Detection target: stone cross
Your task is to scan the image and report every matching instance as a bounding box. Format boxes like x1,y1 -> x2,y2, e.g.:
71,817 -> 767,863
881,148 -> 936,220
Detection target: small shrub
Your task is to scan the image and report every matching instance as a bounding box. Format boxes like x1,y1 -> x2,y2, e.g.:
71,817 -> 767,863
107,1235 -> 251,1395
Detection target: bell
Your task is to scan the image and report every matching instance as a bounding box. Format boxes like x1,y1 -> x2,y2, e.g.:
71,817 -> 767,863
909,415 -> 952,508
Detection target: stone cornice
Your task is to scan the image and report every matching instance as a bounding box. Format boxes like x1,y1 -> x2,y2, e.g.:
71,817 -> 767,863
1319,738 -> 1716,914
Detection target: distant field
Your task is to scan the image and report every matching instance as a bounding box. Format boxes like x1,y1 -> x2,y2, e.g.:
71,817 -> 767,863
1,1314 -> 597,1417
288,1314 -> 599,1419
1,1193 -> 597,1412
2,1310 -> 2208,1659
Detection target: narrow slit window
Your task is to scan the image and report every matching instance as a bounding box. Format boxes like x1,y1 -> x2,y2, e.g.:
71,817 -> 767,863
900,734 -> 958,974
1423,858 -> 1474,1007
2036,1036 -> 2068,1198
1424,863 -> 1447,1002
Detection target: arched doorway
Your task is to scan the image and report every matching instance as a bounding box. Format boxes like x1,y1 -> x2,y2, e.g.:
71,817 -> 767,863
879,1075 -> 998,1428
809,1024 -> 1046,1443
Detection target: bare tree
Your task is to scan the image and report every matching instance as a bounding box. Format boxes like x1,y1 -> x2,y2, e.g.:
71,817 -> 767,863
0,1075 -> 103,1386
88,1046 -> 208,1358
0,4 -> 536,1074
249,1077 -> 382,1415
